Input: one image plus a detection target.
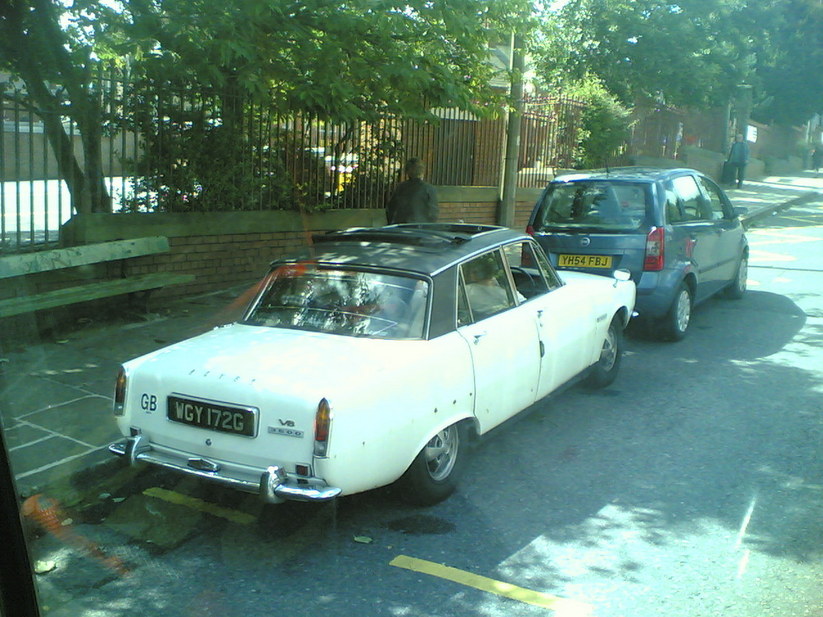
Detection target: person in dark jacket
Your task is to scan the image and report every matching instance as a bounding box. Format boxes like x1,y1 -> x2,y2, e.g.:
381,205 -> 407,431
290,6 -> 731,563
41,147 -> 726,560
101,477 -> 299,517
386,158 -> 439,224
727,134 -> 750,188
812,145 -> 822,176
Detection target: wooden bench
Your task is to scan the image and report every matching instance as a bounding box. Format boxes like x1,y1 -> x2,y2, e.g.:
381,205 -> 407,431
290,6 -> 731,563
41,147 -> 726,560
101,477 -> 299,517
0,236 -> 195,319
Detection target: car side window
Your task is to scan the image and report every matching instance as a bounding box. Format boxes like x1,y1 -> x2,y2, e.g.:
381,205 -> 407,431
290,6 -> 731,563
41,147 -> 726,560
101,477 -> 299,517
671,175 -> 709,221
456,271 -> 473,327
501,241 -> 560,298
694,176 -> 729,220
663,183 -> 683,223
459,250 -> 517,322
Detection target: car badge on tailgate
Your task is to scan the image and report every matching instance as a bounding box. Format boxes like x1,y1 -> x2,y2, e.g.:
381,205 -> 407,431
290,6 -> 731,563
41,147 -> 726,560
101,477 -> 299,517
268,420 -> 305,438
580,237 -> 591,247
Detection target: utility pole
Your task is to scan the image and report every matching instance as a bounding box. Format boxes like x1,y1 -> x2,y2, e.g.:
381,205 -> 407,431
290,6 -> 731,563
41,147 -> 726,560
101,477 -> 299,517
499,31 -> 525,228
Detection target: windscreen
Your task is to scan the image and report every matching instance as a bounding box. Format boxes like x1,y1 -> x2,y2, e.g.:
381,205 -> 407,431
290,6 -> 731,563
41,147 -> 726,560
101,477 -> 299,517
534,181 -> 651,232
244,264 -> 429,339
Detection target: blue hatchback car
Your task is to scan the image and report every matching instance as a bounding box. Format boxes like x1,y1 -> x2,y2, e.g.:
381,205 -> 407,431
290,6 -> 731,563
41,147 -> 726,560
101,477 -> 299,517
526,167 -> 749,340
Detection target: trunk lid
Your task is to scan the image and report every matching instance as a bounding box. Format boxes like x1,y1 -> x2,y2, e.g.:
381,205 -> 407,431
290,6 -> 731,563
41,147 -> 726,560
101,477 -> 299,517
122,324 -> 403,470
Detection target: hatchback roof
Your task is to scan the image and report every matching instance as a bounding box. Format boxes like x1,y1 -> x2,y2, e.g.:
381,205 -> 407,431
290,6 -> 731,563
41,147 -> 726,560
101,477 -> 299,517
271,223 -> 529,276
552,166 -> 700,183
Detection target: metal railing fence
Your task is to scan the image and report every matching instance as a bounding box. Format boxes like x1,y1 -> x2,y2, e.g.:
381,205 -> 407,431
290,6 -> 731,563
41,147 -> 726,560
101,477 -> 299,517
2,69 -> 587,253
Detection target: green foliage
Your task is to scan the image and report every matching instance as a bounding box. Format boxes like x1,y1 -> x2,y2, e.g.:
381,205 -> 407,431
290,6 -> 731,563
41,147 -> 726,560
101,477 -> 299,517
121,0 -> 531,122
0,0 -> 119,213
334,123 -> 405,209
120,97 -> 331,213
532,0 -> 823,124
533,0 -> 751,109
337,168 -> 394,211
2,0 -> 532,214
748,0 -> 823,124
563,78 -> 632,169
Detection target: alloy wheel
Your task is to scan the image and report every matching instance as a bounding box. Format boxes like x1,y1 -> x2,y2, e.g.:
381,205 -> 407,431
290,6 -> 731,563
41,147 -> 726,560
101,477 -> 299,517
424,425 -> 459,481
674,288 -> 691,334
600,326 -> 618,371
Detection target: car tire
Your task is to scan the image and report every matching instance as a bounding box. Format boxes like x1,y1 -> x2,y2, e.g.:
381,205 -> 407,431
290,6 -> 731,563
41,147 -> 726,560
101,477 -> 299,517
584,317 -> 623,389
659,282 -> 692,341
399,422 -> 468,506
724,254 -> 748,299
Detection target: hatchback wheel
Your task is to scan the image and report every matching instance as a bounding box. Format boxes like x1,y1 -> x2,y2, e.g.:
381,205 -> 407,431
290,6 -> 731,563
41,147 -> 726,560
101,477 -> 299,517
659,283 -> 692,341
724,254 -> 748,299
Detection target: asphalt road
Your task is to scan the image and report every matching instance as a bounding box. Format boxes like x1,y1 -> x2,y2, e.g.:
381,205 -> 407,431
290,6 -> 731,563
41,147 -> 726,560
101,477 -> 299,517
30,196 -> 823,617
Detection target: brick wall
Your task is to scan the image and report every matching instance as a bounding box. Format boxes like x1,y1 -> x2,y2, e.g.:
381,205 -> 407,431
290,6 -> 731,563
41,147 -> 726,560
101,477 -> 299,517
439,201 -> 497,225
116,230 -> 311,299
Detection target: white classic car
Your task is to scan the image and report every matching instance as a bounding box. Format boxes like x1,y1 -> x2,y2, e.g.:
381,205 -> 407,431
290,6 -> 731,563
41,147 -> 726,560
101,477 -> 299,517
110,224 -> 635,505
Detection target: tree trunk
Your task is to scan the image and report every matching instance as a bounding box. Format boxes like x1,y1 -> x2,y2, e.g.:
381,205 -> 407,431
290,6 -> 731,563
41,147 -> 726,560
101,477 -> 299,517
2,0 -> 112,215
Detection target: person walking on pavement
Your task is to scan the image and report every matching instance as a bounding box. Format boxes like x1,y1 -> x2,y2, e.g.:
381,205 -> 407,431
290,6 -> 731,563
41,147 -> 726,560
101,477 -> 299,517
812,145 -> 822,176
386,158 -> 439,224
727,133 -> 750,189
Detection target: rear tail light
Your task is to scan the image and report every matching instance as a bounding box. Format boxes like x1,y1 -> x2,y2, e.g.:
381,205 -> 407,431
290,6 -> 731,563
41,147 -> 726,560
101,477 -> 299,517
526,225 -> 535,236
114,367 -> 126,416
644,227 -> 665,271
314,398 -> 332,457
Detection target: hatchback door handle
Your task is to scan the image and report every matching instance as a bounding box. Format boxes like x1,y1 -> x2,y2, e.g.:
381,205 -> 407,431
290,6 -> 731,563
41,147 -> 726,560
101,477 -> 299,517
473,332 -> 487,344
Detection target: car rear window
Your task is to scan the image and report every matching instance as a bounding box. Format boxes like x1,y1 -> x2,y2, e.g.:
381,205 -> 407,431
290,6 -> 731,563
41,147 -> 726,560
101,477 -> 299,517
243,264 -> 429,339
533,181 -> 651,232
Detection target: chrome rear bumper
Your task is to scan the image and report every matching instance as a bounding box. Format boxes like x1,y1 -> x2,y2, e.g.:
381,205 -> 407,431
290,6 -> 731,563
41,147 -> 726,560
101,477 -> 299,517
109,435 -> 341,504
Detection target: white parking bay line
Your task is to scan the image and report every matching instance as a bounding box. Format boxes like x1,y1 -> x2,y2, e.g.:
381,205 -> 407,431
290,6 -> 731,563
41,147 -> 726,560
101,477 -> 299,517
390,555 -> 593,615
15,444 -> 103,479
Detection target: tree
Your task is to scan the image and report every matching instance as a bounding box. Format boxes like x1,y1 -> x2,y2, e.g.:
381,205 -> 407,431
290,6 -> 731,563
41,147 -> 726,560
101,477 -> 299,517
118,0 -> 534,120
531,0 -> 823,126
565,76 -> 632,169
532,0 -> 751,110
0,0 -> 121,214
1,0 -> 532,214
748,0 -> 823,125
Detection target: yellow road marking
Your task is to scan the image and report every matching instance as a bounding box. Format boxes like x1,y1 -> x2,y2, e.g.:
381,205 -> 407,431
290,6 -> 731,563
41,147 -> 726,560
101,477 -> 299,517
390,555 -> 593,615
143,487 -> 256,525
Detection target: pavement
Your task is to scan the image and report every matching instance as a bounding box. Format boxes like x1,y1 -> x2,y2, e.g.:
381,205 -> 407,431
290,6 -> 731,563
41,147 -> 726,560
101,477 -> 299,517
2,170 -> 823,505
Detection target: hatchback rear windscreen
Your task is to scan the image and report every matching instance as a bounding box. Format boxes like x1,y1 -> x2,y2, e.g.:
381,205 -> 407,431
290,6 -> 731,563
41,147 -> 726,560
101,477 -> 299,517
533,181 -> 651,232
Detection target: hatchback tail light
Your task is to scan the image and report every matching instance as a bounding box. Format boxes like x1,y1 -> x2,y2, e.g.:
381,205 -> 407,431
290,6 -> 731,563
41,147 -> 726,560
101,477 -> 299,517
314,398 -> 332,457
644,227 -> 665,271
525,225 -> 535,236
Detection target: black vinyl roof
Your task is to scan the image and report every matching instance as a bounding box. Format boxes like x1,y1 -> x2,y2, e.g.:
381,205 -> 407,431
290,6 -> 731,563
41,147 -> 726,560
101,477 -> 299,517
271,223 -> 529,277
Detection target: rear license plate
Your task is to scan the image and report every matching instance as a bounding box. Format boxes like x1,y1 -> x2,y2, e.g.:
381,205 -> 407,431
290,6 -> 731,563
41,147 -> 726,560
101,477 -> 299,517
167,395 -> 257,437
558,254 -> 613,268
